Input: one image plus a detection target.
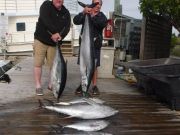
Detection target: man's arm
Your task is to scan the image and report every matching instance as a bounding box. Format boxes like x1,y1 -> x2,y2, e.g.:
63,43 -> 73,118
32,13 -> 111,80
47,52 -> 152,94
73,6 -> 95,25
61,11 -> 71,40
73,12 -> 85,25
39,1 -> 57,34
91,12 -> 108,29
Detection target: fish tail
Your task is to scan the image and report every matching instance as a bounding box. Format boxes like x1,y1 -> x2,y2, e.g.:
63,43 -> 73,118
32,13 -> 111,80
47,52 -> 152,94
0,74 -> 11,83
77,1 -> 86,7
38,99 -> 45,108
77,1 -> 98,8
56,124 -> 64,133
50,124 -> 63,134
5,74 -> 11,83
57,97 -> 60,103
82,91 -> 91,98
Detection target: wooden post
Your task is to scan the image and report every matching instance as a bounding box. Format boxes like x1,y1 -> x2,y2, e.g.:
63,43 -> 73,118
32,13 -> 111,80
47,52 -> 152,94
139,17 -> 146,60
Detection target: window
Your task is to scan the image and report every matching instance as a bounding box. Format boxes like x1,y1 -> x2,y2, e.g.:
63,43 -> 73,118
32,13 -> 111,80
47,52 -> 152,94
1,13 -> 4,16
16,22 -> 25,31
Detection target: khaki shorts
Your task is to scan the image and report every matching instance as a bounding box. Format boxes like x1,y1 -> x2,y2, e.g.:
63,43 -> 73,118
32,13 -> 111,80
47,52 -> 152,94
33,39 -> 56,67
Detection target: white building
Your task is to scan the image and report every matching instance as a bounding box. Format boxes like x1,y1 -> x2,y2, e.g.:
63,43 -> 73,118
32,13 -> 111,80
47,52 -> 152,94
0,0 -> 79,53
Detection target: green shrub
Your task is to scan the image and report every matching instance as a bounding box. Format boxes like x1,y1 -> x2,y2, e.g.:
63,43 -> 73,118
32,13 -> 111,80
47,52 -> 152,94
171,45 -> 180,57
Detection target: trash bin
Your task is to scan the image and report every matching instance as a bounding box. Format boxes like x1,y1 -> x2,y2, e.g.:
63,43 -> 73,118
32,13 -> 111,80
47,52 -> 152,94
145,65 -> 180,110
98,47 -> 115,78
118,57 -> 180,95
115,57 -> 180,110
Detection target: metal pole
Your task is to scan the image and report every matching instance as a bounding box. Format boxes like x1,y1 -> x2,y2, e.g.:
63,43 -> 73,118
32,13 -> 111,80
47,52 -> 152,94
3,42 -> 6,60
119,17 -> 122,48
5,0 -> 6,11
16,0 -> 17,12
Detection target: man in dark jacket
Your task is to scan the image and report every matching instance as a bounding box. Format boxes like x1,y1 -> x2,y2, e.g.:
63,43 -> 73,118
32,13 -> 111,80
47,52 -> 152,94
73,0 -> 107,95
34,0 -> 71,96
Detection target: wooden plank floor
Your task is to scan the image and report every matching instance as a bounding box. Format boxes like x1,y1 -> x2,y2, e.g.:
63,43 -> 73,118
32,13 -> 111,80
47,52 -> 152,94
0,57 -> 180,135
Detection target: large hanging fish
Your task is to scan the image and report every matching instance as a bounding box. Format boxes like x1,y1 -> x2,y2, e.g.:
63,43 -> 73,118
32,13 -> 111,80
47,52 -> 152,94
50,41 -> 67,101
78,1 -> 98,96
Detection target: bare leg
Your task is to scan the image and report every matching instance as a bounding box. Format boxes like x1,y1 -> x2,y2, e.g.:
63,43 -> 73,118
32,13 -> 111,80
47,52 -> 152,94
92,68 -> 100,95
34,66 -> 42,88
48,68 -> 52,89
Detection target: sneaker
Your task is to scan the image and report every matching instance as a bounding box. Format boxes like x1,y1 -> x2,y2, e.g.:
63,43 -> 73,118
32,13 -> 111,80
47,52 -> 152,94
75,85 -> 82,95
92,86 -> 100,95
36,88 -> 43,96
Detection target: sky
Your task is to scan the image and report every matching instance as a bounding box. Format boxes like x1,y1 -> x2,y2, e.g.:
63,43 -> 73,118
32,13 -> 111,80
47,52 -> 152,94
78,0 -> 142,19
103,0 -> 142,19
77,0 -> 178,35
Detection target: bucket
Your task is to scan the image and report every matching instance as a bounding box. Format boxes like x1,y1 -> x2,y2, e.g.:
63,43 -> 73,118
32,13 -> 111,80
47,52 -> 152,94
126,55 -> 132,62
119,50 -> 126,61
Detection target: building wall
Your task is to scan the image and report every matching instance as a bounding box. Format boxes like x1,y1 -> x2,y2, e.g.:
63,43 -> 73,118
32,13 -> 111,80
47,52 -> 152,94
0,15 -> 8,38
127,19 -> 142,59
0,0 -> 78,53
113,14 -> 142,60
8,15 -> 38,43
140,15 -> 172,60
7,15 -> 73,44
0,0 -> 78,15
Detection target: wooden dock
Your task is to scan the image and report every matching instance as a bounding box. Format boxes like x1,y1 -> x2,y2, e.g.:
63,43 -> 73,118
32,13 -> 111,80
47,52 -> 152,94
1,57 -> 180,135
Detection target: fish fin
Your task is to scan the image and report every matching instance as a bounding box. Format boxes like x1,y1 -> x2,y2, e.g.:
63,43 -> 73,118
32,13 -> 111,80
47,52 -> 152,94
50,124 -> 63,134
56,124 -> 65,133
82,97 -> 99,106
89,98 -> 105,104
61,116 -> 74,119
55,102 -> 71,106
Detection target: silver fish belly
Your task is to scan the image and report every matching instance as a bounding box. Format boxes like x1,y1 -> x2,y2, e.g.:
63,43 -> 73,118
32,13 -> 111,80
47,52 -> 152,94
79,14 -> 95,93
44,100 -> 118,119
64,120 -> 109,132
51,44 -> 67,100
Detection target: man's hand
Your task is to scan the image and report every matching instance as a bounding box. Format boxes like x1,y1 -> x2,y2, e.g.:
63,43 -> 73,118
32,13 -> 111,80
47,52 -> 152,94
90,9 -> 97,17
51,33 -> 62,42
83,6 -> 99,17
83,7 -> 92,14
